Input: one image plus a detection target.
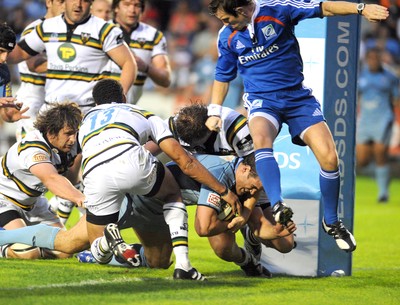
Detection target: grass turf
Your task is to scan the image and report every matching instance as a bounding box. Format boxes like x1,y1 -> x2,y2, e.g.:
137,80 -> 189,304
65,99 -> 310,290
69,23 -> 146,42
0,175 -> 399,305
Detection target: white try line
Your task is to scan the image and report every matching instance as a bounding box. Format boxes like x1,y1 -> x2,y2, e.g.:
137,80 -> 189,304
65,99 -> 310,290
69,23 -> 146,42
3,275 -> 216,290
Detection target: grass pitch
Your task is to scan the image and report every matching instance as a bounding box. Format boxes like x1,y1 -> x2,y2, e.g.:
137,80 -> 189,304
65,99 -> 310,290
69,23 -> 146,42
0,175 -> 399,305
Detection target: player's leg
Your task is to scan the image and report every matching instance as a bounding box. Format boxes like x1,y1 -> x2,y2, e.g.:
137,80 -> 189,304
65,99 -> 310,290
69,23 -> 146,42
0,196 -> 74,259
247,109 -> 293,224
356,142 -> 373,168
151,165 -> 205,280
373,121 -> 392,202
373,142 -> 391,202
207,231 -> 271,278
248,115 -> 282,206
133,227 -> 173,269
303,121 -> 356,252
0,216 -> 42,259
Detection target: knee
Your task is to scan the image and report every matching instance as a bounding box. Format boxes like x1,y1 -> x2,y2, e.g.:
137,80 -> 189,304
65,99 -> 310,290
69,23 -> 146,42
6,244 -> 42,259
320,152 -> 339,171
212,245 -> 233,261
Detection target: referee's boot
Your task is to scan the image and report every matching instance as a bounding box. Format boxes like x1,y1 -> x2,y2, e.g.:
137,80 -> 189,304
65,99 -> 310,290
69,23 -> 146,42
272,201 -> 293,225
322,219 -> 356,252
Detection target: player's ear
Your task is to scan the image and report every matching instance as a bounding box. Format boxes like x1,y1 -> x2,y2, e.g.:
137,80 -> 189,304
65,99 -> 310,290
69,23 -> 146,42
235,7 -> 246,17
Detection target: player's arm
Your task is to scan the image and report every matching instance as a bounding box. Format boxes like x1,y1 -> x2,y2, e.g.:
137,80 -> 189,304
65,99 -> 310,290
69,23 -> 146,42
144,140 -> 162,156
321,1 -> 388,22
195,204 -> 231,237
30,162 -> 85,207
248,206 -> 296,240
134,54 -> 171,88
107,44 -> 138,95
26,54 -> 47,73
206,80 -> 230,131
227,195 -> 259,233
5,44 -> 34,64
159,138 -> 242,215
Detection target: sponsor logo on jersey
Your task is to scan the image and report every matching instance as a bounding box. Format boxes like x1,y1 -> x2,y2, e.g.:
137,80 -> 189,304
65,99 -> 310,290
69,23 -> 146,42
236,40 -> 245,49
251,99 -> 263,108
32,153 -> 49,162
80,32 -> 91,44
50,33 -> 59,42
206,193 -> 221,208
57,43 -> 77,62
238,44 -> 279,65
262,24 -> 277,41
312,108 -> 323,117
137,37 -> 146,47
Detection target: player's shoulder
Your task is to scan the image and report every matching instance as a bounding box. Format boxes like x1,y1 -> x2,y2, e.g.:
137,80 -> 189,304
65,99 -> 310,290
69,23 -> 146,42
21,18 -> 44,38
218,25 -> 233,42
41,14 -> 63,27
19,130 -> 52,153
138,21 -> 160,33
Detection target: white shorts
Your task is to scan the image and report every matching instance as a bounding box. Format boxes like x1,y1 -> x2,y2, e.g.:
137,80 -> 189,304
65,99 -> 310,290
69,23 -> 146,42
0,195 -> 60,226
83,145 -> 160,217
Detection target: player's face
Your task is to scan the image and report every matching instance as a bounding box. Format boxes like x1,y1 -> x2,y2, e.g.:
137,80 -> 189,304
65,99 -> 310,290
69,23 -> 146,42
115,0 -> 143,29
0,48 -> 10,64
366,51 -> 382,72
215,7 -> 250,31
91,0 -> 112,21
48,125 -> 78,153
235,168 -> 263,197
48,0 -> 65,18
64,0 -> 93,24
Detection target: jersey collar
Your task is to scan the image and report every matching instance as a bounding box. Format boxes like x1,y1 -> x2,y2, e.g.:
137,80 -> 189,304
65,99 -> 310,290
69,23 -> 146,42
247,0 -> 260,45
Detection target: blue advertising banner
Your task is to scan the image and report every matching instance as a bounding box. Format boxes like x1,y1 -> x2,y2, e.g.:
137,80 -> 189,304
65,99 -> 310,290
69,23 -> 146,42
320,13 -> 360,276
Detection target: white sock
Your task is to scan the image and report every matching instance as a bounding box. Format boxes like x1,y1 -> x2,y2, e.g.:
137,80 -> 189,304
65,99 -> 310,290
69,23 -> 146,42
90,237 -> 112,264
163,202 -> 191,271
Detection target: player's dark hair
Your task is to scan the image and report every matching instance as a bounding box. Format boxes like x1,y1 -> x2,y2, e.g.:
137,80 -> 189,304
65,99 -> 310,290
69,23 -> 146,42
34,102 -> 82,136
92,78 -> 125,105
112,0 -> 145,11
174,103 -> 210,144
0,23 -> 16,52
209,0 -> 252,17
242,153 -> 257,177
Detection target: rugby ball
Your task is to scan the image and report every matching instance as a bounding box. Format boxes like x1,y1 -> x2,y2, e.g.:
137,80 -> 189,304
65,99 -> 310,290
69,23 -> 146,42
218,200 -> 236,221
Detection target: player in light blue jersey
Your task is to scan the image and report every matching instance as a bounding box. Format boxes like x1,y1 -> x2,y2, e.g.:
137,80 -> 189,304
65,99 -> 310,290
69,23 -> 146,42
205,0 -> 389,253
0,23 -> 29,123
356,47 -> 399,203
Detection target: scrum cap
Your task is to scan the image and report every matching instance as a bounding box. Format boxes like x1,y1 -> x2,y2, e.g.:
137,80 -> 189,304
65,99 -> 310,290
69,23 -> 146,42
0,23 -> 16,52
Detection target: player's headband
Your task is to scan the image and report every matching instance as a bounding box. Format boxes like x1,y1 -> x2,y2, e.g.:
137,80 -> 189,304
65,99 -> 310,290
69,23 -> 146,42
0,40 -> 15,52
0,25 -> 16,52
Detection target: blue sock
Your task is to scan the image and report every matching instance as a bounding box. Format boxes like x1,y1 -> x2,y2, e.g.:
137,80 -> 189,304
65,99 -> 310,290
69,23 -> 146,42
255,148 -> 283,206
375,165 -> 390,198
0,224 -> 60,249
320,169 -> 340,224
